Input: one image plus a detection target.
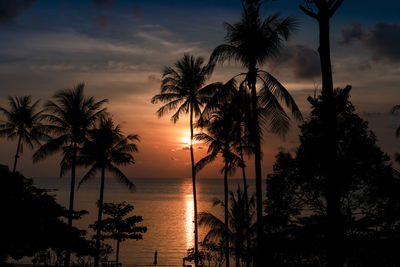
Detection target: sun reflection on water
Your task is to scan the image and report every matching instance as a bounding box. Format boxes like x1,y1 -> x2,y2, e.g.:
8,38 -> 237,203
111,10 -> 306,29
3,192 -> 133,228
185,194 -> 194,249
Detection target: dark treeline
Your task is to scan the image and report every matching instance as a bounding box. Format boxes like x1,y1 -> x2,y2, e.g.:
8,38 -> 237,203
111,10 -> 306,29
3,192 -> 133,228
0,84 -> 146,266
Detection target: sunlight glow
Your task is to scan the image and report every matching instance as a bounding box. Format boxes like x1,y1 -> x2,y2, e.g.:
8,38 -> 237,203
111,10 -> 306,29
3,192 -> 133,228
182,134 -> 197,146
185,194 -> 194,249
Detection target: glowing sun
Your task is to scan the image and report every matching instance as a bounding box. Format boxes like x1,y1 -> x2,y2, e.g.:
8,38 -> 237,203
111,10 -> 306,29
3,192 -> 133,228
182,135 -> 198,146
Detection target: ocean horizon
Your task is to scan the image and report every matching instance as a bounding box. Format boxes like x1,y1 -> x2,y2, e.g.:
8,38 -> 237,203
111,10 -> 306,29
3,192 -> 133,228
22,177 -> 259,266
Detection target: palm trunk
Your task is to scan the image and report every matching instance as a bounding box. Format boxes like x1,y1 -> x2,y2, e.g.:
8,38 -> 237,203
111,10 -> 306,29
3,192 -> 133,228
94,166 -> 106,267
248,65 -> 264,267
116,238 -> 120,266
12,134 -> 22,173
190,104 -> 199,267
224,158 -> 230,267
239,138 -> 251,267
235,253 -> 240,267
65,142 -> 77,267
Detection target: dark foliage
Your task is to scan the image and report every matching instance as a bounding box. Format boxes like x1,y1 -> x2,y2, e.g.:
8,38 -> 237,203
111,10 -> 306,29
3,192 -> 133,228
0,165 -> 94,264
264,90 -> 400,266
90,201 -> 146,265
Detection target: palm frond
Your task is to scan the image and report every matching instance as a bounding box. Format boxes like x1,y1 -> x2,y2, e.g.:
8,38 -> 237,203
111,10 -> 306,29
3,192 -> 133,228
78,164 -> 99,189
259,88 -> 291,136
107,163 -> 136,192
195,151 -> 219,173
258,71 -> 303,121
33,135 -> 69,162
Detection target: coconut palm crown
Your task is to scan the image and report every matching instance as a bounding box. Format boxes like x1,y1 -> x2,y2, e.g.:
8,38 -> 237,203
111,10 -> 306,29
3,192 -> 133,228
0,96 -> 48,173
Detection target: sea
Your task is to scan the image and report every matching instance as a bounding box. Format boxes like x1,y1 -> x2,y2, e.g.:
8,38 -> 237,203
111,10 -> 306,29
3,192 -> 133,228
28,177 -> 256,267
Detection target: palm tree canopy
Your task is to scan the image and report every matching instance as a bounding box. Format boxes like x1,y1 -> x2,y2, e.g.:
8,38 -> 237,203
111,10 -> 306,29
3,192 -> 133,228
210,2 -> 297,69
33,83 -> 108,166
195,99 -> 244,175
78,117 -> 139,191
0,95 -> 48,151
209,1 -> 302,136
151,53 -> 216,123
199,186 -> 255,249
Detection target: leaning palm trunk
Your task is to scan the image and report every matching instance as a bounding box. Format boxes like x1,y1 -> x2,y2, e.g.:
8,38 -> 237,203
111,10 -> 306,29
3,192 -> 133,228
12,134 -> 22,173
223,158 -> 230,267
94,166 -> 106,266
65,142 -> 77,267
190,104 -> 200,267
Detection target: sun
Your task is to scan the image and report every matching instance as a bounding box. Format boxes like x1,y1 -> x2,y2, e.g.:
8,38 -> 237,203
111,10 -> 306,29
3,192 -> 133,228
182,134 -> 198,146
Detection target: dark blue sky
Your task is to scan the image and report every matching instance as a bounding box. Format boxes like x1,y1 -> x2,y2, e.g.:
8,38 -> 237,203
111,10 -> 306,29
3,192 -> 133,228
0,0 -> 399,178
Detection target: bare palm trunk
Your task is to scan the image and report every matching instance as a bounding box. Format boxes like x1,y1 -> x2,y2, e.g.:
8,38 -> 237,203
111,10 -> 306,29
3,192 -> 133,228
12,134 -> 22,173
248,66 -> 264,267
300,2 -> 345,264
116,238 -> 120,266
239,138 -> 251,267
190,104 -> 199,267
235,254 -> 240,267
318,18 -> 343,267
95,166 -> 106,267
65,142 -> 77,267
224,158 -> 230,267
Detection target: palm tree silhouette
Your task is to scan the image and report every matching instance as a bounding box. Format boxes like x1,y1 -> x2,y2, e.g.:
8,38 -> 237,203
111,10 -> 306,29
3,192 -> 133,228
0,96 -> 48,173
200,81 -> 254,267
199,186 -> 255,267
195,99 -> 244,267
77,117 -> 139,267
209,1 -> 302,260
33,83 -> 107,267
151,54 -> 216,267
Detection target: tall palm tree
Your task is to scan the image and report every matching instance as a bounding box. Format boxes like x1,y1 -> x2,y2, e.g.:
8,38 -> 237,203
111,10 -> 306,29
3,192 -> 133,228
195,99 -> 244,267
199,186 -> 256,267
209,1 -> 302,262
0,96 -> 48,173
151,54 -> 216,267
77,117 -> 139,267
200,81 -> 254,267
33,83 -> 107,267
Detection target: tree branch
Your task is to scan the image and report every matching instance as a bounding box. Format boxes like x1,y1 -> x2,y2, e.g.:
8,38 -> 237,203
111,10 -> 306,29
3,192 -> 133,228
329,0 -> 344,18
299,5 -> 318,19
314,0 -> 326,8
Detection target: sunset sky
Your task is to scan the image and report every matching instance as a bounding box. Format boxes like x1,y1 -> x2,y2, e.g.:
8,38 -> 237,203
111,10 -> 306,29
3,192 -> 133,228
0,0 -> 399,179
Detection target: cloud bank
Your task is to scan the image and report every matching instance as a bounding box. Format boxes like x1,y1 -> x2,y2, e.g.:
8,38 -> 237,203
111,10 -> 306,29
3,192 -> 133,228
339,22 -> 400,63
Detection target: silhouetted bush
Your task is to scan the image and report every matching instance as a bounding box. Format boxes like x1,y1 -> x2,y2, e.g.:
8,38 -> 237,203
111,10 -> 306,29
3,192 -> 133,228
0,165 -> 95,264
